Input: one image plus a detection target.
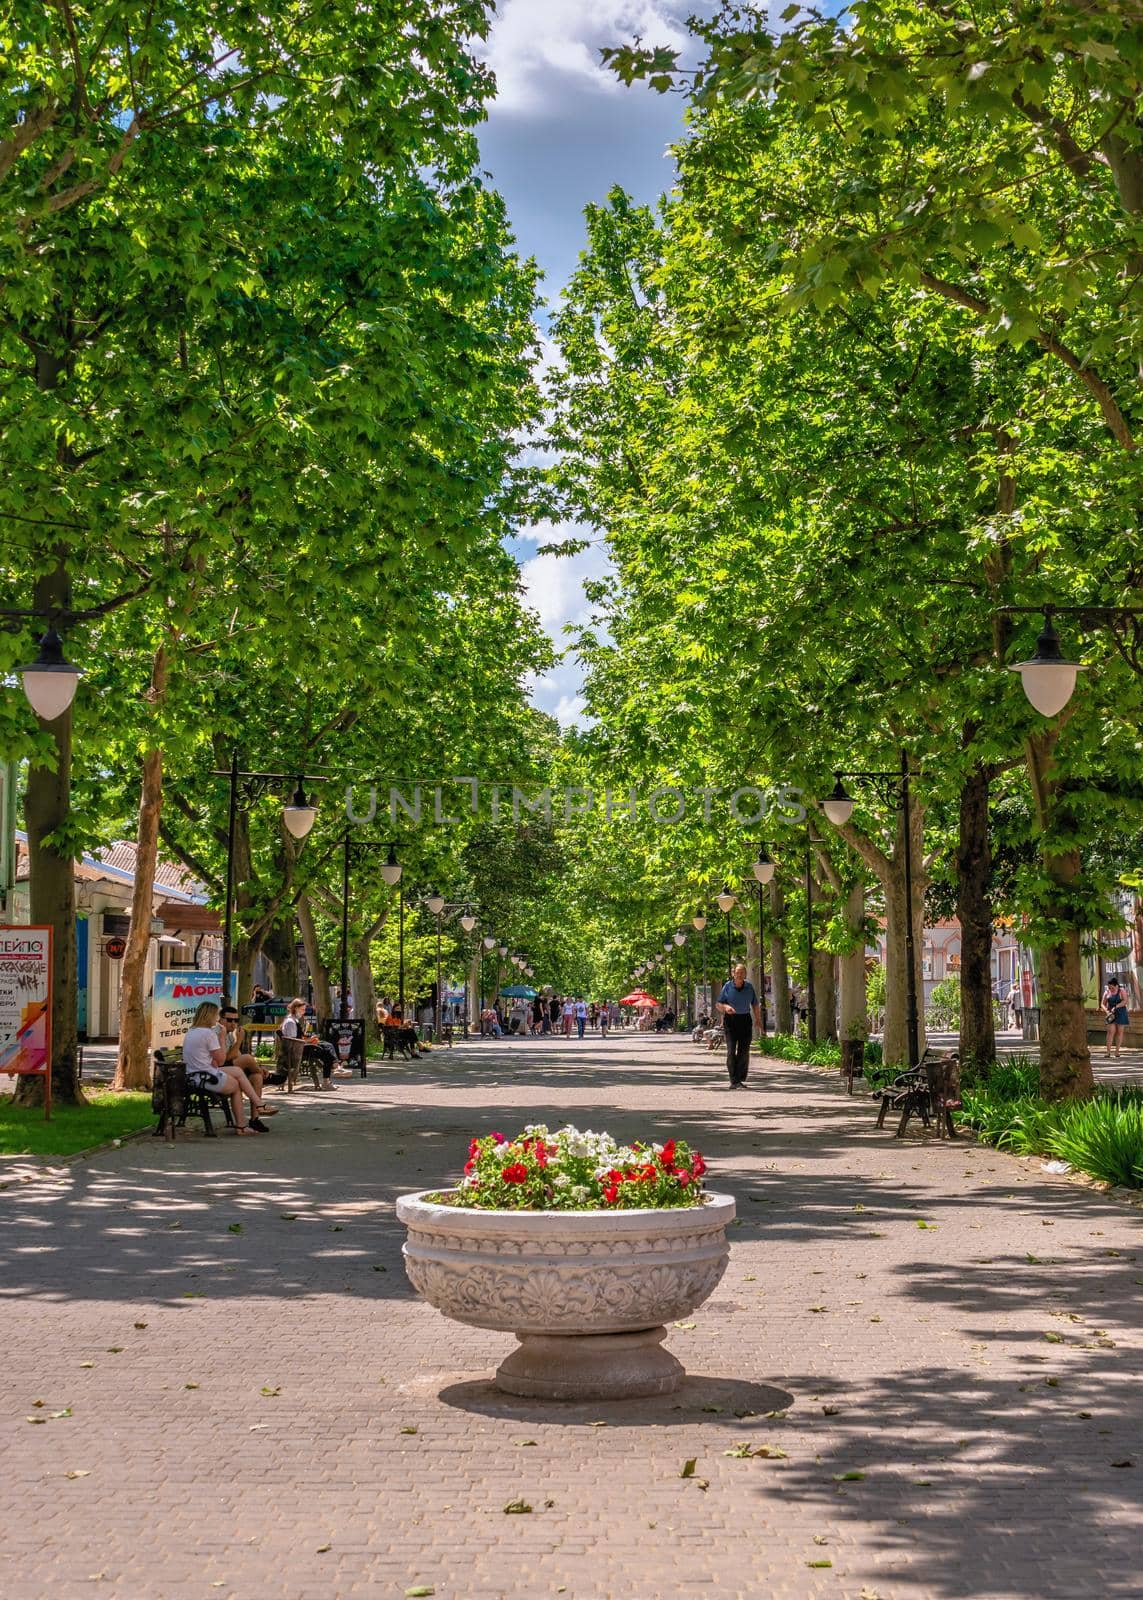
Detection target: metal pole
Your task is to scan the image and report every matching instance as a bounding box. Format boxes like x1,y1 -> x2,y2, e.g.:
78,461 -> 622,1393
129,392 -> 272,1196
701,926 -> 708,1021
222,749 -> 238,1004
725,911 -> 732,979
685,943 -> 691,1028
806,831 -> 817,1044
758,883 -> 767,1037
900,747 -> 921,1068
434,912 -> 442,1041
398,884 -> 405,1013
339,833 -> 350,1022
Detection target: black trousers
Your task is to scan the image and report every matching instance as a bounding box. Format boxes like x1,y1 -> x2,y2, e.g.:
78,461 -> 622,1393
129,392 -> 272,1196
724,1014 -> 753,1083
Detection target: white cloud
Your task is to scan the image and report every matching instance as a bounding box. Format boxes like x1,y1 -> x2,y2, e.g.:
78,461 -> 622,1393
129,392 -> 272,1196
518,524 -> 613,725
483,0 -> 694,115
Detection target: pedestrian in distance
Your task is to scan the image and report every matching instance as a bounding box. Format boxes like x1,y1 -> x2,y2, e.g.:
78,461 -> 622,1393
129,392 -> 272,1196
716,964 -> 762,1089
562,996 -> 575,1036
1102,974 -> 1131,1059
574,997 -> 588,1039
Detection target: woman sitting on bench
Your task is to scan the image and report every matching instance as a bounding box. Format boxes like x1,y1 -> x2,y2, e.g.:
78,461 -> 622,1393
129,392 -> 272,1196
183,1002 -> 278,1134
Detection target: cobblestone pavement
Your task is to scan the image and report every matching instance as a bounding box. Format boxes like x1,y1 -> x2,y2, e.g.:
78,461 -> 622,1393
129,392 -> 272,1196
1,1034 -> 1140,1600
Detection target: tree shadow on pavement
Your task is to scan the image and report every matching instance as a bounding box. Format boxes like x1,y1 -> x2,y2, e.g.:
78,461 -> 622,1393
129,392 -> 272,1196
763,1363 -> 1141,1600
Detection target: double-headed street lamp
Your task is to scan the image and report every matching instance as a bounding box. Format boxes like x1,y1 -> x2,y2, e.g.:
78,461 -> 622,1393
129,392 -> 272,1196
211,753 -> 323,1004
822,750 -> 920,1068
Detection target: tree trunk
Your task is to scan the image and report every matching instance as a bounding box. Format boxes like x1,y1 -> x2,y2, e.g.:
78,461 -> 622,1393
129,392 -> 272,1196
296,894 -> 331,1017
262,917 -> 298,998
16,565 -> 82,1107
813,947 -> 837,1041
881,806 -> 928,1068
956,763 -> 996,1071
1025,730 -> 1093,1100
113,646 -> 168,1091
769,879 -> 791,1032
838,882 -> 867,1040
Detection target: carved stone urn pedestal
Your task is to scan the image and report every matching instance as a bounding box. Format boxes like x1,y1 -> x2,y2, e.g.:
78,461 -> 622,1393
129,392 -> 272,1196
396,1191 -> 736,1400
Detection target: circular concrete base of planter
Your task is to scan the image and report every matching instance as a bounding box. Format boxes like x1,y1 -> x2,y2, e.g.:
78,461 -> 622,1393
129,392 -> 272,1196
495,1326 -> 683,1400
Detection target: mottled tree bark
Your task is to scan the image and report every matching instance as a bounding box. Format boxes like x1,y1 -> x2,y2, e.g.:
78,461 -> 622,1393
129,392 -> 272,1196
956,763 -> 996,1071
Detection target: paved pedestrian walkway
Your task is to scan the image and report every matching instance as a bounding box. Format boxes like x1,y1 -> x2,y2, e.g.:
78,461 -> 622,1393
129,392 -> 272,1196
2,1035 -> 1139,1600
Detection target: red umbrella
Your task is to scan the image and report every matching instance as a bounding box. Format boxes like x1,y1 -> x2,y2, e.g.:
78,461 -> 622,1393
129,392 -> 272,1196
619,990 -> 657,1006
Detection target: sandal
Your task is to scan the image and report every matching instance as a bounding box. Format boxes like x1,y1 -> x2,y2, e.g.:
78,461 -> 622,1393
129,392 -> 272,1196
253,1104 -> 279,1117
234,1125 -> 257,1136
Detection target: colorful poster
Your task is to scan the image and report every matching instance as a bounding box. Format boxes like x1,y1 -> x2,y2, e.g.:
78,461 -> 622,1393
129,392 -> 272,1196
0,925 -> 52,1076
149,971 -> 237,1051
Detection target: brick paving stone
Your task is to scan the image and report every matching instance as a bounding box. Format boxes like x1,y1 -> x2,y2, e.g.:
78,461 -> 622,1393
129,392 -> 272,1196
1,1031 -> 1140,1600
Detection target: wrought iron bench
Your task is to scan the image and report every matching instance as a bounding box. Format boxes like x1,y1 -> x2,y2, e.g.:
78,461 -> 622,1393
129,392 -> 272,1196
873,1050 -> 962,1139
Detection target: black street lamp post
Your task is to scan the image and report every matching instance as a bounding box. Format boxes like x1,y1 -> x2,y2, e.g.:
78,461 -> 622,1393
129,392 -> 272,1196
212,753 -> 323,1004
692,912 -> 708,1020
716,886 -> 736,981
804,829 -> 817,1045
751,846 -> 775,1037
822,750 -> 920,1068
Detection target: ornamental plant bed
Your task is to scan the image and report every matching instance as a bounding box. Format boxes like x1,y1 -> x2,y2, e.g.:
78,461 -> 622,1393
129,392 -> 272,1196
397,1123 -> 735,1400
433,1123 -> 709,1210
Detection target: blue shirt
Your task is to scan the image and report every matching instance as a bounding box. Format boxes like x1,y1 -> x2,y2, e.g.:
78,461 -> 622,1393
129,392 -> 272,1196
719,979 -> 757,1015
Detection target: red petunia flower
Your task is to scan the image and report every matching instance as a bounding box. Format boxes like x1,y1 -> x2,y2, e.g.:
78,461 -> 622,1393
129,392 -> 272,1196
602,1184 -> 619,1205
660,1140 -> 676,1166
501,1162 -> 529,1183
678,1171 -> 691,1187
468,1138 -> 480,1156
491,1132 -> 506,1144
691,1153 -> 707,1177
464,1158 -> 476,1174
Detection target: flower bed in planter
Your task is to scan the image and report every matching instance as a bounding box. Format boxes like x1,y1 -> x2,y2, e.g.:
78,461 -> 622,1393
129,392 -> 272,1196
397,1124 -> 736,1399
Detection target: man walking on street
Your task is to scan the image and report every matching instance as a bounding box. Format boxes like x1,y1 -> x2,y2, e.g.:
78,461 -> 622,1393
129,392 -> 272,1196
574,996 -> 588,1039
716,963 -> 762,1089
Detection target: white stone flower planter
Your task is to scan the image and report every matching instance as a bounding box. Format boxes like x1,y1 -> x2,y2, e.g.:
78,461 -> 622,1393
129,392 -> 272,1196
396,1190 -> 736,1400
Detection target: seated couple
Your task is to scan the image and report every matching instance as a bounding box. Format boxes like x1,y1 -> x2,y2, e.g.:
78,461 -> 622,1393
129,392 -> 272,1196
375,1000 -> 422,1059
183,1002 -> 280,1134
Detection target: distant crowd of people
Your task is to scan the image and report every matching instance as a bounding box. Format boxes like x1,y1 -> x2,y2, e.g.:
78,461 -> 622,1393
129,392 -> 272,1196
479,996 -> 627,1039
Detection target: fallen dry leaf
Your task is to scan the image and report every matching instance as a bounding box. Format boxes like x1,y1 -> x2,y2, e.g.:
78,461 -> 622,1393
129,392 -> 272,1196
503,1498 -> 532,1514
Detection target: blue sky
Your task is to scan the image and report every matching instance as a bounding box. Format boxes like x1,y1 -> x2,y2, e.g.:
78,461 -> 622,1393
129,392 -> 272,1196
477,1 -> 713,726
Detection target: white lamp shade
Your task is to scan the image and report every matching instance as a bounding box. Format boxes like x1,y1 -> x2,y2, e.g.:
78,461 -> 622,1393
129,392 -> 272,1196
1009,613 -> 1085,718
426,891 -> 445,916
753,854 -> 776,884
282,781 -> 317,839
1014,660 -> 1082,717
822,779 -> 855,827
282,803 -> 317,840
380,862 -> 402,886
20,629 -> 80,721
498,945 -> 508,958
716,890 -> 736,913
673,931 -> 686,946
692,914 -> 707,932
482,935 -> 496,950
460,913 -> 476,933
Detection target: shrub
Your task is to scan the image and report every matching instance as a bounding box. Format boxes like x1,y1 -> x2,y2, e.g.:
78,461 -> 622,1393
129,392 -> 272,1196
926,974 -> 960,1031
956,1086 -> 1143,1189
